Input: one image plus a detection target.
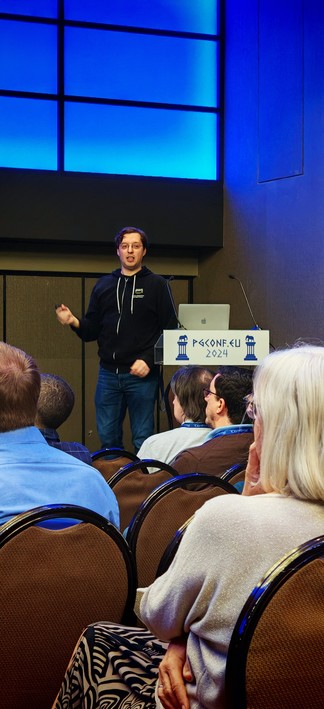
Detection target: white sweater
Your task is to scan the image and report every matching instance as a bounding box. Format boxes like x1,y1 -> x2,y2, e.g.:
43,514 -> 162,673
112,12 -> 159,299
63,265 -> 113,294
140,493 -> 324,709
137,422 -> 210,468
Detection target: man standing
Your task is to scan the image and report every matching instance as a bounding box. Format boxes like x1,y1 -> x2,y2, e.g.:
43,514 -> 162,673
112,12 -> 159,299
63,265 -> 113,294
56,226 -> 178,452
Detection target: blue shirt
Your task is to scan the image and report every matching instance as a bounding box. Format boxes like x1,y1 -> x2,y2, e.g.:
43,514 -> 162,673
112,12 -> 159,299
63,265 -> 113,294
0,427 -> 120,528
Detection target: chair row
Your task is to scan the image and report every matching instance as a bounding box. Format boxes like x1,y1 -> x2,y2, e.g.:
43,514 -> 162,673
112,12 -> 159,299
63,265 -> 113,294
91,447 -> 247,531
1,502 -> 322,708
91,446 -> 247,485
0,463 -> 242,708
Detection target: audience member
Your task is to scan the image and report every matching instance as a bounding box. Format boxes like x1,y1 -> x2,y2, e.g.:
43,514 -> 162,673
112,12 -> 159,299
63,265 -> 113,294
170,368 -> 253,476
52,343 -> 324,709
0,342 -> 119,528
137,366 -> 215,466
35,373 -> 92,465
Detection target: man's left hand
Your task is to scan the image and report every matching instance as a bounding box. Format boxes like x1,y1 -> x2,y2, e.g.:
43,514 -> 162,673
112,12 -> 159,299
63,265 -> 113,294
130,359 -> 150,378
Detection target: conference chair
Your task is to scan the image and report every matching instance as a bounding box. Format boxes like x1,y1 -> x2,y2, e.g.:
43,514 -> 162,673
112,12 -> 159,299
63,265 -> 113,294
0,503 -> 137,709
225,535 -> 324,709
91,446 -> 140,482
126,473 -> 239,587
108,459 -> 178,532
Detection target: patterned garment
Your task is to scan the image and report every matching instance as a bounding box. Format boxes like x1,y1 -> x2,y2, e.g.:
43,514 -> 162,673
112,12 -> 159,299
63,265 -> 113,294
53,622 -> 168,709
40,428 -> 93,465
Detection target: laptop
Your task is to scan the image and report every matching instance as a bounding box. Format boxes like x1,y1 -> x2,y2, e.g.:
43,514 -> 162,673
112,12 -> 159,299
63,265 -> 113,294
178,303 -> 230,330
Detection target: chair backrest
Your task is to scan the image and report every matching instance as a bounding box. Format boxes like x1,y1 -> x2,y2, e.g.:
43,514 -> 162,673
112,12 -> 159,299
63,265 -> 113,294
126,473 -> 238,587
108,459 -> 178,532
0,504 -> 137,709
91,446 -> 140,482
225,535 -> 324,709
155,514 -> 195,578
220,461 -> 247,487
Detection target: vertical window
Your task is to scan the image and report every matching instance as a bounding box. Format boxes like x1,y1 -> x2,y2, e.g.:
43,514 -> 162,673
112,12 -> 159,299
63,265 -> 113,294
0,97 -> 57,169
0,1 -> 221,180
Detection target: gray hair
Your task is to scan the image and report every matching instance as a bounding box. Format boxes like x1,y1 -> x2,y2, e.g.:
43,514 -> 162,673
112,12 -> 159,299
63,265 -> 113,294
254,344 -> 324,501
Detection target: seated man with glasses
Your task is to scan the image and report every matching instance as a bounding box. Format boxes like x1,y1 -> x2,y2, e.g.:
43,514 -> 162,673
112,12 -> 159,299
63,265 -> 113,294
170,368 -> 254,477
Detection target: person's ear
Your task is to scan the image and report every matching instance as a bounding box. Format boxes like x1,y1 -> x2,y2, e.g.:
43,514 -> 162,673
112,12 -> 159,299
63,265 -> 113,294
254,417 -> 263,459
242,441 -> 264,496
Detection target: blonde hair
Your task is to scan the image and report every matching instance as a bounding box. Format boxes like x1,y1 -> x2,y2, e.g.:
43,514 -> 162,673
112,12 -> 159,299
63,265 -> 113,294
254,344 -> 324,501
0,342 -> 40,432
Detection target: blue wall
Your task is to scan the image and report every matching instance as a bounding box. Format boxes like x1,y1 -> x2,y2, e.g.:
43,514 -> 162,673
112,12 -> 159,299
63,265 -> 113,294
197,0 -> 324,347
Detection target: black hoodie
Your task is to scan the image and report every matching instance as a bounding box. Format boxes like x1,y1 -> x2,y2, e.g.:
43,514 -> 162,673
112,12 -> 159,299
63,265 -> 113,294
73,267 -> 178,372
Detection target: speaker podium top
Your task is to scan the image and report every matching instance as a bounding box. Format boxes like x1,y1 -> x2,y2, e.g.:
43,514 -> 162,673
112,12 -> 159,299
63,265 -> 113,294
155,330 -> 270,366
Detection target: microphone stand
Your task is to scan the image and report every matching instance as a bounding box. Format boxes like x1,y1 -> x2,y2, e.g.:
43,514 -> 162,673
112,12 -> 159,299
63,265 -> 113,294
228,273 -> 276,350
228,274 -> 260,329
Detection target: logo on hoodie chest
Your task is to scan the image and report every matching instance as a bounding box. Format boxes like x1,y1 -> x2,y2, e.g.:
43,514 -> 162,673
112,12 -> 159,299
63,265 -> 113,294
133,288 -> 144,299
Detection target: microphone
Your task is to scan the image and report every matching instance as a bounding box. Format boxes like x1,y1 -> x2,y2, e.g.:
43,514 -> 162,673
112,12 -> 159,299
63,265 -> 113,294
228,274 -> 260,330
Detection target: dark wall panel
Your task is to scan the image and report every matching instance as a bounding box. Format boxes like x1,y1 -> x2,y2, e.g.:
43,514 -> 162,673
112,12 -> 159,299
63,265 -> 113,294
83,277 -> 102,451
0,170 -> 223,249
1,272 -> 193,448
5,275 -> 84,443
0,276 -> 3,341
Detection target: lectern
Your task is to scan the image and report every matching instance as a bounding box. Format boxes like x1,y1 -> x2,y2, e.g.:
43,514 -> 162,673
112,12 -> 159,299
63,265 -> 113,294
155,330 -> 270,366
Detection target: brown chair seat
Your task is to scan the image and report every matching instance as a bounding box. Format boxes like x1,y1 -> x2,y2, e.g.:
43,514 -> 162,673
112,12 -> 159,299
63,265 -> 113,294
109,459 -> 178,532
126,472 -> 239,587
225,534 -> 324,709
0,504 -> 137,709
91,446 -> 140,482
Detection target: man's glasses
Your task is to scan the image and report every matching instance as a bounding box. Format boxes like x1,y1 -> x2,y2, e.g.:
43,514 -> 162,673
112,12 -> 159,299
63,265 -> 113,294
119,242 -> 142,251
243,394 -> 257,421
203,388 -> 220,399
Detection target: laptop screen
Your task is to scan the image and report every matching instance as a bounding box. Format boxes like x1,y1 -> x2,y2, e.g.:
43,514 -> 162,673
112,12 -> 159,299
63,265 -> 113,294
178,304 -> 230,330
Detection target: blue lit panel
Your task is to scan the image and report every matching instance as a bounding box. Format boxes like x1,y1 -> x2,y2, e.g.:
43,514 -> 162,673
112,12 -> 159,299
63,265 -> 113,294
65,103 -> 217,180
0,97 -> 57,169
0,0 -> 57,17
64,0 -> 219,35
65,28 -> 217,108
0,20 -> 57,93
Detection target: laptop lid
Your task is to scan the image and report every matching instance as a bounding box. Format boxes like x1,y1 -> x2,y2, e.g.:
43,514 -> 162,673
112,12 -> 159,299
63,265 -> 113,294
178,303 -> 230,330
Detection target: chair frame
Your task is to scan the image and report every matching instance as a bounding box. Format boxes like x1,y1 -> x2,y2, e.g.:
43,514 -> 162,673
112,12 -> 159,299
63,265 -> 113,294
220,461 -> 247,484
225,534 -> 324,709
155,514 -> 194,578
108,458 -> 179,488
91,447 -> 140,462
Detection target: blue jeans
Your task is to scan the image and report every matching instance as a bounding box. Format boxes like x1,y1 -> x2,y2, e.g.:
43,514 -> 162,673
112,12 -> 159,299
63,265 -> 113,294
95,367 -> 159,452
